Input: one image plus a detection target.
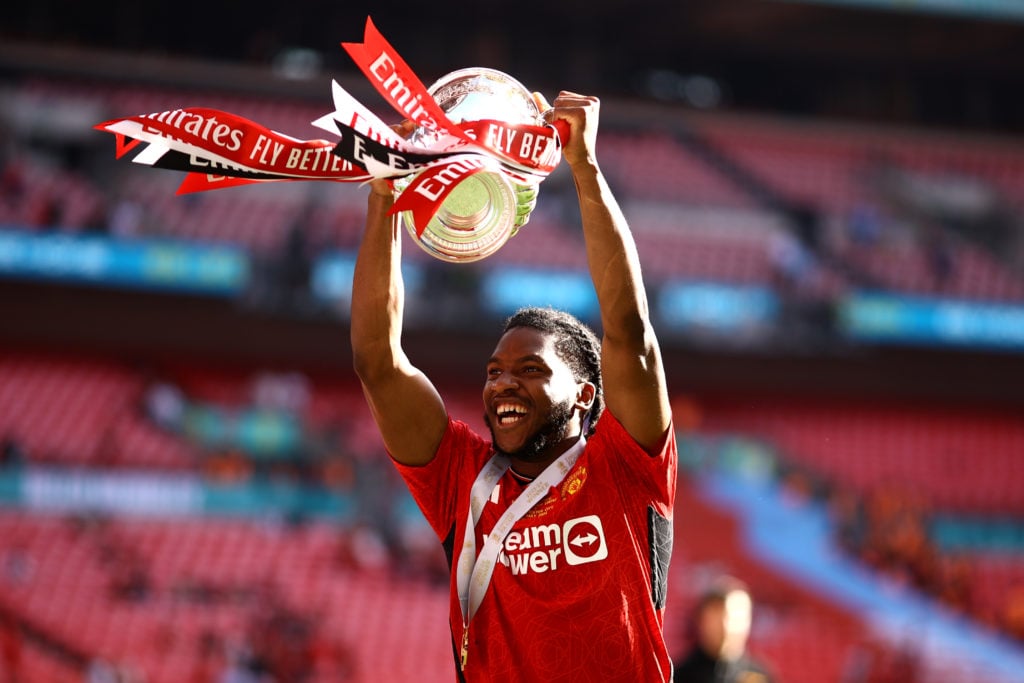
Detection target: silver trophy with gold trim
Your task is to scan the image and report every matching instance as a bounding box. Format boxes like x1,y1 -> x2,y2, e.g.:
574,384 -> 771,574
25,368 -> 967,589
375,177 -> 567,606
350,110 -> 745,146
394,68 -> 546,263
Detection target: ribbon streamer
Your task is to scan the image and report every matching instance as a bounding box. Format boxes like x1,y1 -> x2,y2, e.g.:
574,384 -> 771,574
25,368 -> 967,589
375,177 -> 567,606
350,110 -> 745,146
94,17 -> 566,233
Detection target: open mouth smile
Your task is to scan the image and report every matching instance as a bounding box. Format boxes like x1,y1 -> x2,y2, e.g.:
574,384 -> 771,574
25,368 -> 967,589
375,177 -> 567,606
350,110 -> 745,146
495,402 -> 528,427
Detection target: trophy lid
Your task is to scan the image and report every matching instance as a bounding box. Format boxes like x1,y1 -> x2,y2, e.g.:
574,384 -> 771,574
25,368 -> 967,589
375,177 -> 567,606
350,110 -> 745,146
427,67 -> 541,125
408,68 -> 541,151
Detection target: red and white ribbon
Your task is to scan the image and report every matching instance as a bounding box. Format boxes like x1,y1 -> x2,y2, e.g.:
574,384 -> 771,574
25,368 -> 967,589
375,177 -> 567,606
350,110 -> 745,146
94,17 -> 568,234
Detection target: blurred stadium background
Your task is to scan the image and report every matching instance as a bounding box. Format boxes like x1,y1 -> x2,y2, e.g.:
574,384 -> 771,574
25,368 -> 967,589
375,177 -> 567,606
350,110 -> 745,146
2,1 -> 1024,681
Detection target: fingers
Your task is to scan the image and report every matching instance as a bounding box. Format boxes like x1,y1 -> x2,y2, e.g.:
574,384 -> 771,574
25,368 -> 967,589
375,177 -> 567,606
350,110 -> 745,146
534,91 -> 600,123
550,92 -> 600,127
553,91 -> 598,108
546,92 -> 600,166
533,92 -> 556,125
532,91 -> 551,112
392,119 -> 417,138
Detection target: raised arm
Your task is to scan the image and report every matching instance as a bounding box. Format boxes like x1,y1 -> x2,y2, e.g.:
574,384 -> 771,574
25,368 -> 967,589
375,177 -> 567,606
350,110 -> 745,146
551,92 -> 671,451
350,179 -> 448,465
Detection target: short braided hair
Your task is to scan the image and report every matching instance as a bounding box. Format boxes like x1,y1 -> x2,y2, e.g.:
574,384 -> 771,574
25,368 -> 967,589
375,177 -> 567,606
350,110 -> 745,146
503,307 -> 603,435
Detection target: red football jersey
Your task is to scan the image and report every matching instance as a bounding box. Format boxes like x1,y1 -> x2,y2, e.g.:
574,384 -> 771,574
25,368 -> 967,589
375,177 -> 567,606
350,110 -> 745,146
394,411 -> 677,682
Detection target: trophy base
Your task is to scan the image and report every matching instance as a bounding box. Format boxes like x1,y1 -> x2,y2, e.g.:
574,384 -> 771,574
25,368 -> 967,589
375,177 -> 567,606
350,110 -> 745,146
402,171 -> 519,264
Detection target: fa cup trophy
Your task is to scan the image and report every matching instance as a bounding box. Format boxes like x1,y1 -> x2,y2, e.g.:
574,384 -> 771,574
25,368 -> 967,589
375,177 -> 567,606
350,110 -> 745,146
394,68 -> 548,263
95,21 -> 564,265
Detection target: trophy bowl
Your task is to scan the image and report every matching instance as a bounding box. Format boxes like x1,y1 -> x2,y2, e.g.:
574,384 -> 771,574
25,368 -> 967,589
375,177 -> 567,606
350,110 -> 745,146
396,68 -> 544,263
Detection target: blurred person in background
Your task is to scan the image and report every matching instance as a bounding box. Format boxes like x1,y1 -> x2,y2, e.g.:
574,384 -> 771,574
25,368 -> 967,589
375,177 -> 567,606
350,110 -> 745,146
674,577 -> 774,683
350,90 -> 676,681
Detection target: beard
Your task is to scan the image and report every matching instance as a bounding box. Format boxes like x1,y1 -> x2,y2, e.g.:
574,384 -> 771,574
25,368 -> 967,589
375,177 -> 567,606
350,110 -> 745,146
485,398 -> 575,463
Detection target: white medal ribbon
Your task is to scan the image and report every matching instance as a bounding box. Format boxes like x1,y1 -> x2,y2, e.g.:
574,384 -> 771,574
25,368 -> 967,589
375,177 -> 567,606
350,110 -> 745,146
455,436 -> 586,667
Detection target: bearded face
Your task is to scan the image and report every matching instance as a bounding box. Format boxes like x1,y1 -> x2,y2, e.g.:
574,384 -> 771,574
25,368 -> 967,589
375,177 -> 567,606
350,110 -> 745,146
485,395 -> 575,463
482,327 -> 589,476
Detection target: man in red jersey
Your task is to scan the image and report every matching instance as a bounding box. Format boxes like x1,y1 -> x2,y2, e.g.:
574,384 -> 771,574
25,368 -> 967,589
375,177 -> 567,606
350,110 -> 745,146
351,90 -> 676,682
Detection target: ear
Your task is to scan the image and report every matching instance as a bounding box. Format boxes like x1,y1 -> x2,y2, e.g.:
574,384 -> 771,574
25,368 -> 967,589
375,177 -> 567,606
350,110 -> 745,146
575,381 -> 596,412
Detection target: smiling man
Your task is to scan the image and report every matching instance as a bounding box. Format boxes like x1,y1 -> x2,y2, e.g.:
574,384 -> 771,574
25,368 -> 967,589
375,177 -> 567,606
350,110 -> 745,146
485,309 -> 597,471
350,91 -> 676,682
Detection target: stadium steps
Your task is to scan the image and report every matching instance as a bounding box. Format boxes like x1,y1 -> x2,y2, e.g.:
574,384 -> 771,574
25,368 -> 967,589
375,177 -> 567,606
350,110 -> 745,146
696,466 -> 1024,682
